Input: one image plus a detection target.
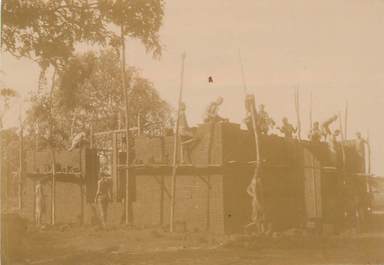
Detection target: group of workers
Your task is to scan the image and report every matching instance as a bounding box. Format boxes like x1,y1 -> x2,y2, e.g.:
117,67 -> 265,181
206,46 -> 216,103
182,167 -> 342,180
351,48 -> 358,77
201,95 -> 361,146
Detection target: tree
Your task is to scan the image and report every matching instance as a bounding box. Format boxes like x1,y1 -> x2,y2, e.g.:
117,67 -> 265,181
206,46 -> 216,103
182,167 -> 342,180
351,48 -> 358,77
56,49 -> 172,134
2,0 -> 164,68
25,49 -> 173,149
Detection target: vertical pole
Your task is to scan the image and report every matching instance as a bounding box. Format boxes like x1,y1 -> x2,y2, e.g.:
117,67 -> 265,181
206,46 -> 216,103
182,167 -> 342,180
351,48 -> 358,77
79,147 -> 84,225
239,50 -> 263,230
49,68 -> 56,225
206,175 -> 210,231
295,88 -> 302,141
159,175 -> 164,225
309,91 -> 313,131
170,52 -> 186,233
90,123 -> 94,149
344,101 -> 348,139
112,132 -> 118,201
238,50 -> 248,95
18,124 -> 24,209
51,150 -> 56,225
367,131 -> 371,176
121,24 -> 131,225
0,122 -> 3,209
137,112 -> 141,136
338,112 -> 346,165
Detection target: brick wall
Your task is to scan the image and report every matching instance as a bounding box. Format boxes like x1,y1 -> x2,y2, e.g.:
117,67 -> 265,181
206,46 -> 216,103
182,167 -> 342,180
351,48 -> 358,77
21,177 -> 82,224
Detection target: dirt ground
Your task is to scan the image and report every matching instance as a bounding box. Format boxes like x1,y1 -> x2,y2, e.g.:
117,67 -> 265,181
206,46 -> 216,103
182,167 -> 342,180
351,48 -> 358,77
3,216 -> 384,265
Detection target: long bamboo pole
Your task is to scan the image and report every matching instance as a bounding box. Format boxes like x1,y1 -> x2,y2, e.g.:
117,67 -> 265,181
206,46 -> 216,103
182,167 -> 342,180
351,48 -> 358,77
238,52 -> 260,165
239,51 -> 263,230
18,117 -> 24,210
170,52 -> 186,233
120,24 -> 131,225
49,68 -> 56,225
344,100 -> 348,139
338,112 -> 346,168
309,91 -> 313,131
295,88 -> 302,141
367,130 -> 371,176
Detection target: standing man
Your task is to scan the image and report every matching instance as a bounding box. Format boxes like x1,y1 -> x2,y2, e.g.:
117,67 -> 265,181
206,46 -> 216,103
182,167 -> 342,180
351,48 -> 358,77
257,104 -> 275,135
321,114 -> 338,141
277,117 -> 297,139
35,180 -> 45,226
204,96 -> 227,123
179,102 -> 198,164
355,132 -> 367,173
244,94 -> 256,132
94,171 -> 112,229
308,121 -> 322,142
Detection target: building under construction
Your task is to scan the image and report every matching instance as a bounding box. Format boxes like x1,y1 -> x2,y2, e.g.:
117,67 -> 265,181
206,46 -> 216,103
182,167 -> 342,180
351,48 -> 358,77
14,120 -> 370,234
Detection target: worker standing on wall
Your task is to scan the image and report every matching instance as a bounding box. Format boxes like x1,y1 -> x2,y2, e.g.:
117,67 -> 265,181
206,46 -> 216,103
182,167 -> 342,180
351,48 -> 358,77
257,104 -> 275,135
277,117 -> 297,139
95,171 -> 112,229
244,94 -> 256,131
179,102 -> 198,163
308,121 -> 322,142
321,114 -> 338,141
204,96 -> 227,123
355,132 -> 367,173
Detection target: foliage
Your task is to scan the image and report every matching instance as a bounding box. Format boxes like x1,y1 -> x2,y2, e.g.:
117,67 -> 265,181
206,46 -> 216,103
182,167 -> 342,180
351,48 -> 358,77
55,49 -> 173,134
25,49 -> 173,150
1,0 -> 165,68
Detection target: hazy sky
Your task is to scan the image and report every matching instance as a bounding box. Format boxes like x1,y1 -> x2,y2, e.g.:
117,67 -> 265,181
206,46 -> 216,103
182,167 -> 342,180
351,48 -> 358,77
1,0 -> 384,175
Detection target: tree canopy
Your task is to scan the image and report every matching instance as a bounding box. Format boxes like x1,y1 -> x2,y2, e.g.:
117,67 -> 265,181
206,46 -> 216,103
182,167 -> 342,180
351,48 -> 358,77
25,49 -> 173,149
2,0 -> 165,68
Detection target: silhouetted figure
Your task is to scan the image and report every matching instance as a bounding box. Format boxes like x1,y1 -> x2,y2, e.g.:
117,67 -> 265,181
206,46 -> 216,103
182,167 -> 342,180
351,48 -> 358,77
355,132 -> 367,172
257,104 -> 275,135
204,96 -> 227,123
94,172 -> 112,229
179,102 -> 198,163
244,94 -> 256,131
355,132 -> 367,158
308,121 -> 322,142
321,114 -> 338,141
277,117 -> 297,139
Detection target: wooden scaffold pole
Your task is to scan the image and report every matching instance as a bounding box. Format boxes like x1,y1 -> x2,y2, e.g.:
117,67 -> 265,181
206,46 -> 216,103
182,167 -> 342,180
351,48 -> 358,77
239,50 -> 264,232
120,24 -> 131,225
344,100 -> 348,139
49,68 -> 57,225
170,52 -> 186,233
309,91 -> 313,131
294,87 -> 302,141
18,110 -> 24,210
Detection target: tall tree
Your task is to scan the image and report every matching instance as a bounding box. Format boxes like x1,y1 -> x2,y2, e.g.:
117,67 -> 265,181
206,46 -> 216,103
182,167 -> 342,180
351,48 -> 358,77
2,0 -> 164,68
25,49 -> 173,149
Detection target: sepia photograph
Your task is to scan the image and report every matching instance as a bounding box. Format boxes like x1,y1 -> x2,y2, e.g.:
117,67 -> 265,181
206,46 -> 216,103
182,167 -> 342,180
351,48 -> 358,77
1,0 -> 384,264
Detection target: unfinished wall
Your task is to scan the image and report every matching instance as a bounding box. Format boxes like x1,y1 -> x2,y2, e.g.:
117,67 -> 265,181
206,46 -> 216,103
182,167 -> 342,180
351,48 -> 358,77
21,177 -> 82,224
131,174 -> 225,234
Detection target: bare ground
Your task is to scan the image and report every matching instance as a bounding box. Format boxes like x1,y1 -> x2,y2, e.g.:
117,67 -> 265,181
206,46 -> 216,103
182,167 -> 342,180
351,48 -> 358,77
5,222 -> 384,265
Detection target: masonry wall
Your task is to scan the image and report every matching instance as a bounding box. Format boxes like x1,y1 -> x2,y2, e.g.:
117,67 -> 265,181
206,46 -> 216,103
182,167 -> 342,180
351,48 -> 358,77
21,177 -> 82,224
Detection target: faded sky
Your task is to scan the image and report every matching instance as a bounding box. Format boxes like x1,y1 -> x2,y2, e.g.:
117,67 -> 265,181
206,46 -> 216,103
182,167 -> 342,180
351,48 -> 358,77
1,0 -> 384,175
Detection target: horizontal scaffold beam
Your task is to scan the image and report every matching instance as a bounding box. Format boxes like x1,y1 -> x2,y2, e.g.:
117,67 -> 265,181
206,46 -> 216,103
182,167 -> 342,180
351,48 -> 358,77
26,172 -> 82,184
